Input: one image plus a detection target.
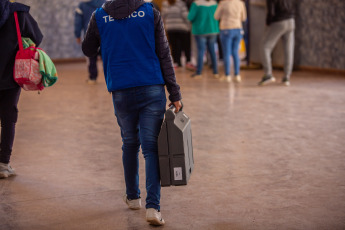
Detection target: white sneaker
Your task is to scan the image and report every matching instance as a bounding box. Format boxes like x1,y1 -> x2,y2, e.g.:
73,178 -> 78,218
213,74 -> 220,79
282,78 -> 290,86
220,75 -> 231,82
234,75 -> 241,83
146,208 -> 165,226
0,163 -> 16,179
123,195 -> 141,210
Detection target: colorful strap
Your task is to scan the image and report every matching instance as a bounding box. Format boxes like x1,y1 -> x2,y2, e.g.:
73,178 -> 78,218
14,12 -> 23,51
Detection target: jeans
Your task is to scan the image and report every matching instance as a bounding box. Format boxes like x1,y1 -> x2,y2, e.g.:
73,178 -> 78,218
112,85 -> 166,211
194,35 -> 218,75
0,87 -> 21,164
261,18 -> 295,79
220,29 -> 243,76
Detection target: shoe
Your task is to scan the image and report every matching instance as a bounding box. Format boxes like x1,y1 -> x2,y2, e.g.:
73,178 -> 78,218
123,195 -> 141,210
0,163 -> 16,179
191,73 -> 202,79
234,75 -> 241,83
219,75 -> 231,82
213,74 -> 220,79
258,75 -> 276,86
282,78 -> 290,86
173,63 -> 181,70
87,79 -> 97,85
146,208 -> 165,226
185,62 -> 196,71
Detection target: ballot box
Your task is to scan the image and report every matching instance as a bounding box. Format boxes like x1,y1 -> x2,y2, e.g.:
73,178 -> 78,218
158,106 -> 194,186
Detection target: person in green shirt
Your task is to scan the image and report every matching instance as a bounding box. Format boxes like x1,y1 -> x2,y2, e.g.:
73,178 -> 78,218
188,0 -> 219,78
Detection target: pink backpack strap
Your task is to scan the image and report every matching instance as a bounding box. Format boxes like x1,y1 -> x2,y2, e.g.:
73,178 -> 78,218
14,12 -> 23,51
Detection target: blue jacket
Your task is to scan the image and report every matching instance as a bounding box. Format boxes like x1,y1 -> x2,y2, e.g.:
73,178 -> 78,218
74,0 -> 105,38
94,3 -> 165,91
82,0 -> 181,102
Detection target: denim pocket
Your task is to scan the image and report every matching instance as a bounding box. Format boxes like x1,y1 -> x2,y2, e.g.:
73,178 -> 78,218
141,86 -> 166,116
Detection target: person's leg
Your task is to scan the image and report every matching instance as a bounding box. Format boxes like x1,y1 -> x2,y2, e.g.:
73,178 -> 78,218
136,85 -> 166,211
191,32 -> 198,66
167,31 -> 180,66
0,87 -> 21,165
88,56 -> 98,80
260,21 -> 287,77
183,31 -> 195,71
206,35 -> 218,74
175,31 -> 183,66
195,35 -> 206,75
183,31 -> 192,63
282,19 -> 295,81
112,89 -> 141,200
217,35 -> 223,61
231,29 -> 243,76
220,30 -> 231,76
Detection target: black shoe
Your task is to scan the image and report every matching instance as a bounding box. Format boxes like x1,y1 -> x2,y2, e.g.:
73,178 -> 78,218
191,73 -> 202,79
258,75 -> 276,86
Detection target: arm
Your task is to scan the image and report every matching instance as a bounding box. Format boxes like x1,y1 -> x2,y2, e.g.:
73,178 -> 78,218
181,1 -> 189,23
74,4 -> 84,40
187,2 -> 197,22
241,2 -> 247,22
153,8 -> 182,105
82,12 -> 101,57
21,12 -> 43,47
214,3 -> 221,20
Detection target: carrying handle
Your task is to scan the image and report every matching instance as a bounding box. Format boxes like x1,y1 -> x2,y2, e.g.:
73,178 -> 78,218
169,101 -> 183,113
14,12 -> 23,51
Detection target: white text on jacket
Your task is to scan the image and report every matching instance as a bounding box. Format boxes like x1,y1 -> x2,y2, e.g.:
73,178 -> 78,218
103,11 -> 145,23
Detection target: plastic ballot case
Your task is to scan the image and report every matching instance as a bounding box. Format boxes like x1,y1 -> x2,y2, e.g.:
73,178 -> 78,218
158,105 -> 194,186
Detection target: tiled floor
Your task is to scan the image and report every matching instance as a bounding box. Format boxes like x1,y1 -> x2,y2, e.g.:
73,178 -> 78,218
1,62 -> 345,230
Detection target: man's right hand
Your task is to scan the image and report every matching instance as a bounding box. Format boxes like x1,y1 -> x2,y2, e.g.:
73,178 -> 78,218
169,101 -> 182,113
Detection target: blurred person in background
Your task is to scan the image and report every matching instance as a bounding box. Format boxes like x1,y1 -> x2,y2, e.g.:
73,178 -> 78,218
162,0 -> 195,70
214,0 -> 246,83
0,0 -> 43,178
188,0 -> 219,79
258,0 -> 296,86
74,0 -> 105,85
241,0 -> 249,65
82,0 -> 182,225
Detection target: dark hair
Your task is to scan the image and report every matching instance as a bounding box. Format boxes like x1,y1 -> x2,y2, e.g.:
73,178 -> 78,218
168,0 -> 176,5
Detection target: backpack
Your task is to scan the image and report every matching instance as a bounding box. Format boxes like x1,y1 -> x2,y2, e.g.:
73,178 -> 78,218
13,12 -> 44,91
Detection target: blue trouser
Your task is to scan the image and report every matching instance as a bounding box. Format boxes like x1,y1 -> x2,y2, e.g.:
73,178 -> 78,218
0,87 -> 21,164
194,35 -> 218,75
112,85 -> 166,211
220,29 -> 242,76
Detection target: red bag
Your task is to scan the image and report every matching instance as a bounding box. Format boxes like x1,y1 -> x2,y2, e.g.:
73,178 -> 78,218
13,12 -> 44,91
